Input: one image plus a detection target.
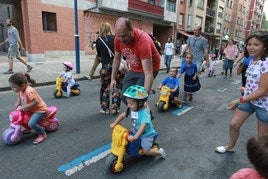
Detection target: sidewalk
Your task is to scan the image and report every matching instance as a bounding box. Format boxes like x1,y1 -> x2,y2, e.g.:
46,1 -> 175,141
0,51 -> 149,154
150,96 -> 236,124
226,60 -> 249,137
0,53 -> 181,91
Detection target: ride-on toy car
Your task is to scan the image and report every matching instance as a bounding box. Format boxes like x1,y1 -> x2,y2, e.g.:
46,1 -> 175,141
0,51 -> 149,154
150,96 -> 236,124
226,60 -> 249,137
156,86 -> 182,112
2,106 -> 59,145
105,124 -> 159,173
54,76 -> 80,98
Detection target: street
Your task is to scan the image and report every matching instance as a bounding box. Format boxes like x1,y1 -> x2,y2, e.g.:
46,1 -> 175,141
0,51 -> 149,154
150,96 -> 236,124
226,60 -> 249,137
0,68 -> 256,179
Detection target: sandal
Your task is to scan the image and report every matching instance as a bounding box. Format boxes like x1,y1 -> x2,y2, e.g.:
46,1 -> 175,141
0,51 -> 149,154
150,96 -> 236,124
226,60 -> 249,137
33,134 -> 47,145
215,146 -> 235,154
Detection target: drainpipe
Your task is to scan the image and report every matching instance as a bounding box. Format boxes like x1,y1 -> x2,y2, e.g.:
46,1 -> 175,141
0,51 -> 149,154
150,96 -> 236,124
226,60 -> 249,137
74,0 -> 80,73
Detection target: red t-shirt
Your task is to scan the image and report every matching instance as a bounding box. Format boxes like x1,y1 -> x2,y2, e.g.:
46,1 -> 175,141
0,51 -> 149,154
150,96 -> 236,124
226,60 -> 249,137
114,28 -> 160,73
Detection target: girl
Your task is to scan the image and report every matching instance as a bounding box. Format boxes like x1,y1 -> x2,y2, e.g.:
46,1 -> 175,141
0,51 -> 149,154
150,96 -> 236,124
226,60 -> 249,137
215,31 -> 268,154
59,61 -> 75,98
9,73 -> 47,145
110,85 -> 166,158
178,52 -> 201,102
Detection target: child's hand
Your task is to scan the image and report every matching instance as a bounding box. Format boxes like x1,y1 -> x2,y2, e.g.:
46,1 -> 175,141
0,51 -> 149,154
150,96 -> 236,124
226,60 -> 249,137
127,135 -> 135,142
110,123 -> 116,129
239,87 -> 245,94
192,75 -> 197,80
227,99 -> 238,110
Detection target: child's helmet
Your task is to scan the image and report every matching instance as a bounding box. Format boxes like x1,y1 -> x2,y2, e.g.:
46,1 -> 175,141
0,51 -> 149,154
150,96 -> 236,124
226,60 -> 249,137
123,85 -> 148,101
63,61 -> 73,70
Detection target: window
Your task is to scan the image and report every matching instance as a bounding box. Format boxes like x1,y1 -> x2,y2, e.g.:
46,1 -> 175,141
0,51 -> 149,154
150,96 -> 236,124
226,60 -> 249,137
42,11 -> 57,31
187,14 -> 192,26
179,13 -> 184,25
166,0 -> 176,12
148,0 -> 155,5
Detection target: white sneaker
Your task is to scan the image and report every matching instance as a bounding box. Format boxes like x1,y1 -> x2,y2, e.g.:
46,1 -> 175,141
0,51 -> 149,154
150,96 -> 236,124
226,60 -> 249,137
159,148 -> 166,159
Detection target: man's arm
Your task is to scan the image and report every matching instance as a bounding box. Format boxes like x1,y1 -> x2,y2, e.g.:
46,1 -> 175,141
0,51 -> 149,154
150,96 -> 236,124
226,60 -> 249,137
142,58 -> 154,93
0,38 -> 8,46
17,36 -> 25,50
110,51 -> 121,88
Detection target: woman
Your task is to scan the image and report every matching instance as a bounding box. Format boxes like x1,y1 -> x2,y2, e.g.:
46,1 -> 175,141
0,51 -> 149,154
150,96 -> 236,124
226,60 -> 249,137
95,22 -> 124,115
215,31 -> 268,153
223,39 -> 238,78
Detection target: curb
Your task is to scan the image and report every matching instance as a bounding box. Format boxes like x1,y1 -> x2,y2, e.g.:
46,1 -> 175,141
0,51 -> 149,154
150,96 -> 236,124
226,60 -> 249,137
0,67 -> 180,92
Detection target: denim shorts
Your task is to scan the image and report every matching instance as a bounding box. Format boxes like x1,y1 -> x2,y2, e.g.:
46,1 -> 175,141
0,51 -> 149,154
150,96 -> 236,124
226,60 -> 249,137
238,102 -> 268,123
141,136 -> 154,151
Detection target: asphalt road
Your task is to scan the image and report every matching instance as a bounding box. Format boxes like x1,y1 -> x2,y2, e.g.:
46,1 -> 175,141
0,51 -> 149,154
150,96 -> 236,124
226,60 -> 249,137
0,69 -> 256,179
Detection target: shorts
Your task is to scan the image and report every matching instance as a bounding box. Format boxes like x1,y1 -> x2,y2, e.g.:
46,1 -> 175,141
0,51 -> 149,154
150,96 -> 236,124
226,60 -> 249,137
141,136 -> 154,151
238,102 -> 268,123
193,60 -> 202,72
8,44 -> 21,59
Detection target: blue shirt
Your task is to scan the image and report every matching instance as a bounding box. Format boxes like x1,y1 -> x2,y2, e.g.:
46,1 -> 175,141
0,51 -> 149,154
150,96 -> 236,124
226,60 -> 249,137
161,76 -> 179,89
180,63 -> 197,76
243,56 -> 253,67
131,108 -> 156,137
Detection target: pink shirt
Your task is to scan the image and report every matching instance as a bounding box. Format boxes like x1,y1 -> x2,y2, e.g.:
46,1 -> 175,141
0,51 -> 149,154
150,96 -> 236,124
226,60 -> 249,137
230,168 -> 261,179
114,28 -> 160,73
224,44 -> 238,60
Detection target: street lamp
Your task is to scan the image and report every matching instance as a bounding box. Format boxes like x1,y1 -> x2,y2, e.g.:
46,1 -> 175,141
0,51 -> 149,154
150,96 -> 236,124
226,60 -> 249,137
74,0 -> 80,73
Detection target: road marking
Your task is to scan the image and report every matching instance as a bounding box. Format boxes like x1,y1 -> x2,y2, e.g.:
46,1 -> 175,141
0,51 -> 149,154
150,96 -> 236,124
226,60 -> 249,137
217,88 -> 227,92
172,105 -> 193,116
57,143 -> 111,176
232,80 -> 241,85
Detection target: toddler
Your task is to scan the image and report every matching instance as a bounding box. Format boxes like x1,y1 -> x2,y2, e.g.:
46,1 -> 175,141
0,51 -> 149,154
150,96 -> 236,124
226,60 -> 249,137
208,53 -> 217,77
59,61 -> 75,98
110,85 -> 166,158
158,67 -> 182,108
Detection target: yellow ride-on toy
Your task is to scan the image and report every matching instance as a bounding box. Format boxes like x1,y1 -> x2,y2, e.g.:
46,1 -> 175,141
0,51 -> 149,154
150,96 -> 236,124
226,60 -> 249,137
105,124 -> 159,173
54,77 -> 81,98
156,86 -> 182,112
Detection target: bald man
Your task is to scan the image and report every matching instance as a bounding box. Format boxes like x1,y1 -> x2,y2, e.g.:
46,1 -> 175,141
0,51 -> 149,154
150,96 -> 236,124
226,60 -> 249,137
110,17 -> 160,104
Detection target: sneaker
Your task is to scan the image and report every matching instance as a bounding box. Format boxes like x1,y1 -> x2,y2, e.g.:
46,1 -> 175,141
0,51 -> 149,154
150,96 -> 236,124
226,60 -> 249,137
4,69 -> 14,74
33,134 -> 47,145
159,148 -> 166,159
27,65 -> 33,72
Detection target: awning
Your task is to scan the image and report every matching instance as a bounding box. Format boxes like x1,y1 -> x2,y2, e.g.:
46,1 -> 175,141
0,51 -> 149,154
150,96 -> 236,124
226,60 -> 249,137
178,30 -> 191,37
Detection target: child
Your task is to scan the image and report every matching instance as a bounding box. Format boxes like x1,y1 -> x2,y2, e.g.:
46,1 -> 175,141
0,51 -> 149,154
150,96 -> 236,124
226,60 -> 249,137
178,52 -> 201,102
9,73 -> 47,145
59,61 -> 75,98
230,135 -> 268,179
208,53 -> 217,77
110,85 -> 166,158
158,67 -> 182,108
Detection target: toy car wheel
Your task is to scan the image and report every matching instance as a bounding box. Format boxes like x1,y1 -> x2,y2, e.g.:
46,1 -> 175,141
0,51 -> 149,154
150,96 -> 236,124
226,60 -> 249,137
46,119 -> 59,132
71,89 -> 81,96
54,90 -> 62,98
105,154 -> 124,173
157,101 -> 166,112
2,127 -> 22,145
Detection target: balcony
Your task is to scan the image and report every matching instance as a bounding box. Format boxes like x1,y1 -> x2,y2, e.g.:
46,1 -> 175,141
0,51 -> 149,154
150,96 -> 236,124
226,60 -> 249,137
128,0 -> 164,18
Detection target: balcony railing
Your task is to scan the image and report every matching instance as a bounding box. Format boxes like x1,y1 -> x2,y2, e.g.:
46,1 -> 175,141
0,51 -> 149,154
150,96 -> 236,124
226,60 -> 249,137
128,0 -> 164,17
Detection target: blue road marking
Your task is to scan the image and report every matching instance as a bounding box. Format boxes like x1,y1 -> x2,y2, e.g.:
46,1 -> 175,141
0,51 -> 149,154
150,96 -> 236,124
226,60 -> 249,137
57,143 -> 111,172
172,105 -> 193,116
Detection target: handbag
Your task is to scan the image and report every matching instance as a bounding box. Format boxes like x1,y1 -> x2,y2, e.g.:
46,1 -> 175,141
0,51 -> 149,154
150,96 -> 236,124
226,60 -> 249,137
237,63 -> 244,75
99,37 -> 129,74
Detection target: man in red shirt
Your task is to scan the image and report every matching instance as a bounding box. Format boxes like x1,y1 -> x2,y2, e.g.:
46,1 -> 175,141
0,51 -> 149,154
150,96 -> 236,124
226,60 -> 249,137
110,17 -> 160,104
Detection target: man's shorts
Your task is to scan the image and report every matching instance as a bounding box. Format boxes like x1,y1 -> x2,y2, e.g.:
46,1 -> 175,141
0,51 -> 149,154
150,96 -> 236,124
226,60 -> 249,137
8,44 -> 21,59
238,102 -> 268,123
